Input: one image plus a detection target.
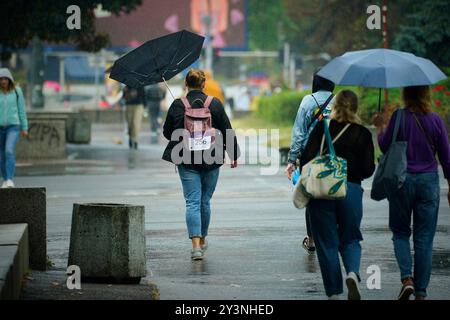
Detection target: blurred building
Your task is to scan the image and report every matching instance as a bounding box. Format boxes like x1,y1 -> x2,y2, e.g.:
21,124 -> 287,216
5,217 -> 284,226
95,0 -> 248,51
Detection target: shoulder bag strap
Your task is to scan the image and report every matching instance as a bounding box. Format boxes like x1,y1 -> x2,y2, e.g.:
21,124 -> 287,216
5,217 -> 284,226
392,108 -> 404,141
412,112 -> 436,153
320,122 -> 351,155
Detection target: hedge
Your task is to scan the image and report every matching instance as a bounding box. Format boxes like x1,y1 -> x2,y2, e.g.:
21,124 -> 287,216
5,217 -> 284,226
256,74 -> 450,127
255,91 -> 308,125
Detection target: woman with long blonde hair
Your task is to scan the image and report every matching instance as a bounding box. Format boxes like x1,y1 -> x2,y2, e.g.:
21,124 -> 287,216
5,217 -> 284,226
300,89 -> 375,299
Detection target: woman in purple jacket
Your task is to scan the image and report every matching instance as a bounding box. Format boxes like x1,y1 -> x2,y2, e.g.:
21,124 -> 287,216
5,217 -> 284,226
374,85 -> 450,300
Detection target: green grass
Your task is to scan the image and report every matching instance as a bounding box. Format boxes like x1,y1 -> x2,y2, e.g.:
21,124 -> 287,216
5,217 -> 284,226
232,113 -> 384,160
231,114 -> 292,148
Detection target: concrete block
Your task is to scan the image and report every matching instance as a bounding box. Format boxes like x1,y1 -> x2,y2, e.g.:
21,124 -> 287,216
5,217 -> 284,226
0,224 -> 29,300
66,115 -> 91,144
68,203 -> 146,283
16,114 -> 68,160
0,246 -> 19,299
0,224 -> 30,275
0,279 -> 6,300
0,267 -> 12,300
80,109 -> 125,124
0,188 -> 46,270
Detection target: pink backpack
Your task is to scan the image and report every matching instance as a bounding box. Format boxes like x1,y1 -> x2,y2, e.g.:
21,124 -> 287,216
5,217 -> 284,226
181,96 -> 216,151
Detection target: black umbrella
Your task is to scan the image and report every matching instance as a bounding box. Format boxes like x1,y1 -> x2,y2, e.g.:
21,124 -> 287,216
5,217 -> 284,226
109,30 -> 205,97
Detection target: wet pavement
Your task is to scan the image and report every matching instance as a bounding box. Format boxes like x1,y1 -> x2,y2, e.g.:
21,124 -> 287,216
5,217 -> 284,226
15,123 -> 450,300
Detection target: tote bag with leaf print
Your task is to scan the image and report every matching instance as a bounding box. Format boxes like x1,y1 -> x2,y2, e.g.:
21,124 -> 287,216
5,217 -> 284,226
300,120 -> 350,200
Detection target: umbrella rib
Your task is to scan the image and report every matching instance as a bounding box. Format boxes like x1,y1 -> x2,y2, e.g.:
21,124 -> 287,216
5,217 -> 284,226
163,51 -> 195,75
176,52 -> 193,66
162,31 -> 185,78
116,61 -> 152,78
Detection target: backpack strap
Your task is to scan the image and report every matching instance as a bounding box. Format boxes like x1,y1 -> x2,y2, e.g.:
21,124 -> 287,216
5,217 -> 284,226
308,93 -> 334,130
203,96 -> 213,109
180,97 -> 192,110
181,96 -> 213,110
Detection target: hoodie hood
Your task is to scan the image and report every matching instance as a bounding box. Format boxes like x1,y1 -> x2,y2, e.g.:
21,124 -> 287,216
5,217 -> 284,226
0,68 -> 14,83
312,73 -> 334,93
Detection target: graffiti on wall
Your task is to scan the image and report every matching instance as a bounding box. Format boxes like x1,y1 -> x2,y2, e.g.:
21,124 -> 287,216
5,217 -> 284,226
27,123 -> 61,148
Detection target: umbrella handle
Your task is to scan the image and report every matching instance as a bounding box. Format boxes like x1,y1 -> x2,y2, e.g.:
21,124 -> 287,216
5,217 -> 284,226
162,77 -> 176,100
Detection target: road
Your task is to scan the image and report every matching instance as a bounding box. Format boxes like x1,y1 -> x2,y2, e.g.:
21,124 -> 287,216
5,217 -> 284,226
16,123 -> 450,300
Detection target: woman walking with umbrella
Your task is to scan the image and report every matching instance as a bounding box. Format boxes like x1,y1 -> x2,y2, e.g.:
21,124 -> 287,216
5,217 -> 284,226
162,69 -> 239,260
374,85 -> 450,300
317,48 -> 448,299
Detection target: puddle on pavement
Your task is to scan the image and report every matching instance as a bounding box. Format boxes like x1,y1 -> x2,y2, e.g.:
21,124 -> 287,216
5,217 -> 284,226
433,250 -> 450,269
304,255 -> 317,273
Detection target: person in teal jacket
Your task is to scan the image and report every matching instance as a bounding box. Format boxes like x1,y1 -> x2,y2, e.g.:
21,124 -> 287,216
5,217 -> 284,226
0,68 -> 28,188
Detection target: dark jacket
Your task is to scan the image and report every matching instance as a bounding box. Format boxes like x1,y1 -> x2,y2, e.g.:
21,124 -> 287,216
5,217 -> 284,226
145,84 -> 166,103
300,120 -> 375,184
123,86 -> 146,105
162,90 -> 240,171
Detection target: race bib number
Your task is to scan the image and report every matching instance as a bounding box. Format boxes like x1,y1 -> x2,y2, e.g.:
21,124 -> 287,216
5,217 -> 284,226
188,135 -> 211,151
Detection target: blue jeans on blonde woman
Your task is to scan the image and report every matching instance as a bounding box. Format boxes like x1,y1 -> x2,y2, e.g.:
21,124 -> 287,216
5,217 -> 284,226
388,172 -> 440,298
178,165 -> 220,238
0,125 -> 20,181
308,182 -> 364,297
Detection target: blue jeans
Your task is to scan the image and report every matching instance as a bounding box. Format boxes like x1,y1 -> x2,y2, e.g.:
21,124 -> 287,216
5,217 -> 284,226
178,165 -> 220,238
388,172 -> 440,297
308,182 -> 364,297
0,125 -> 20,181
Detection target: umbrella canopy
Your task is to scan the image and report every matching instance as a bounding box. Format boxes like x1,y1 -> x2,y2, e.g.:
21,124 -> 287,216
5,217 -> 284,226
317,49 -> 447,89
109,30 -> 205,88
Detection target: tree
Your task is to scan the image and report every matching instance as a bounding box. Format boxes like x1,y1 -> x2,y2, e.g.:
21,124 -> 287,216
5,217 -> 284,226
0,0 -> 142,53
0,1 -> 142,107
393,0 -> 450,67
282,0 -> 414,56
248,0 -> 285,51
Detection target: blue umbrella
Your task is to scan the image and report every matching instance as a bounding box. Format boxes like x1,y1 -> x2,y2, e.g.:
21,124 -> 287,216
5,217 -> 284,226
317,49 -> 447,88
317,49 -> 447,111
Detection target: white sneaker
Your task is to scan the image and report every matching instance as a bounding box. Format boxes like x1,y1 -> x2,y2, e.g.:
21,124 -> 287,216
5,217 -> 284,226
1,181 -> 7,188
346,272 -> 361,300
5,180 -> 14,188
328,294 -> 340,300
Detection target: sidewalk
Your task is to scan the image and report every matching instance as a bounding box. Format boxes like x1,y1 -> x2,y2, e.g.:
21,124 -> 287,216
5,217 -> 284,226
16,123 -> 450,300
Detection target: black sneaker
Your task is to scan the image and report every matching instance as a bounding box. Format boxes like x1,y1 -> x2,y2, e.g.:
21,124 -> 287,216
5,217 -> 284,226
346,272 -> 361,300
398,277 -> 414,300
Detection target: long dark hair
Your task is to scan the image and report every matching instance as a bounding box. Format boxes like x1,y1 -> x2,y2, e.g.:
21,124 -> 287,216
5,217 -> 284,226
403,86 -> 432,114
